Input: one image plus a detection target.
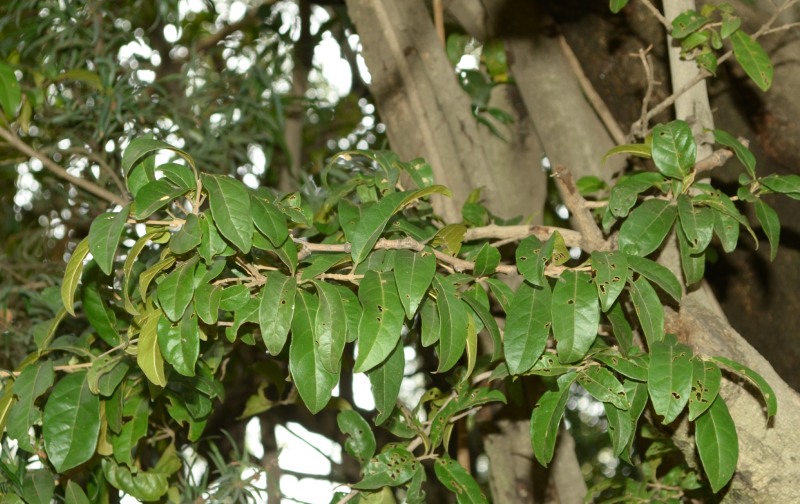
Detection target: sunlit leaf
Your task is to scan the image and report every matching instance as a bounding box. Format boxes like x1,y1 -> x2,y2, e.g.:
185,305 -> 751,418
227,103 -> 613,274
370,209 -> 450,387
601,142 -> 650,164
121,138 -> 195,179
353,271 -> 405,373
314,280 -> 347,373
43,372 -> 100,472
137,311 -> 167,387
202,174 -> 253,253
133,179 -> 186,219
88,204 -> 131,276
251,194 -> 289,247
158,310 -> 199,377
157,258 -> 197,322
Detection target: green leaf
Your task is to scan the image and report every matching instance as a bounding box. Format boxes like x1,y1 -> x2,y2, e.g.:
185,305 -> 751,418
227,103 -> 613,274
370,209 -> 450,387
618,199 -> 677,256
713,129 -> 756,178
432,223 -> 467,256
433,276 -> 469,373
606,300 -> 634,355
121,138 -> 195,179
651,120 -> 696,179
472,243 -> 501,277
625,255 -> 681,303
420,296 -> 440,347
485,278 -> 514,314
7,361 -> 55,453
367,338 -> 404,425
88,204 -> 131,276
337,410 -> 376,464
259,272 -> 297,355
169,213 -> 202,254
110,393 -> 149,466
226,296 -> 260,343
434,456 -> 489,503
552,271 -> 600,363
219,284 -> 249,311
81,263 -> 120,347
712,356 -> 777,418
137,311 -> 167,387
350,191 -> 409,265
138,256 -> 176,301
677,224 -> 705,285
353,446 -> 418,490
290,290 -> 337,413
353,271 -> 405,373
461,294 -> 503,362
696,396 -> 739,492
628,276 -> 665,347
122,230 -> 165,315
133,179 -> 185,219
671,10 -> 710,38
0,61 -> 21,118
158,310 -> 199,377
393,248 -> 436,319
731,30 -> 773,91
760,174 -> 800,196
594,350 -> 649,381
102,459 -> 169,502
64,480 -> 92,504
516,234 -> 554,287
62,237 -> 90,316
253,232 -> 298,273
314,280 -> 347,373
688,358 -> 721,421
251,194 -> 289,246
194,283 -> 222,324
648,337 -> 693,424
201,174 -> 254,253
87,356 -> 130,396
754,200 -> 780,261
608,172 -> 665,218
712,207 -> 740,253
504,281 -> 551,374
677,194 -> 714,252
158,162 -> 196,191
42,372 -> 100,472
601,142 -> 651,164
720,14 -> 741,39
591,251 -> 628,311
157,259 -> 197,322
603,402 -> 633,458
531,372 -> 577,466
578,366 -> 629,410
22,469 -> 55,504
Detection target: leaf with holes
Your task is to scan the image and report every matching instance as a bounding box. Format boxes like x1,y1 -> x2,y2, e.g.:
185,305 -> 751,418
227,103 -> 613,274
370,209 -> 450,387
88,204 -> 131,276
354,271 -> 405,373
485,278 -> 514,314
337,410 -> 376,465
394,248 -> 436,319
552,271 -> 599,363
202,174 -> 253,253
712,356 -> 777,418
731,30 -> 773,92
577,366 -> 629,410
754,200 -> 780,261
629,276 -> 665,347
504,281 -> 551,374
290,290 -> 337,413
594,350 -> 649,381
648,337 -> 693,424
42,372 -> 100,472
435,456 -> 489,503
531,372 -> 577,466
591,251 -> 627,311
433,276 -> 469,373
619,199 -> 677,256
677,194 -> 714,253
608,172 -> 665,218
516,234 -> 554,287
353,446 -> 418,490
688,358 -> 721,421
696,396 -> 739,492
671,10 -> 710,38
367,338 -> 404,425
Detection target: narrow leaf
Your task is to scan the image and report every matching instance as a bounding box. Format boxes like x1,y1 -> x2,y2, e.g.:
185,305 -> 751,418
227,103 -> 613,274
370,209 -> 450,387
434,456 -> 488,503
531,372 -> 577,466
81,263 -> 120,347
0,61 -> 21,117
552,271 -> 600,363
473,243 -> 500,277
121,138 -> 195,178
88,204 -> 131,276
578,366 -> 629,410
137,311 -> 167,387
712,356 -> 777,418
314,280 -> 348,373
393,248 -> 436,319
290,291 -> 337,413
591,251 -> 628,311
677,194 -> 714,252
688,358 -> 722,421
62,238 -> 90,316
433,276 -> 468,373
367,339 -> 404,425
696,396 -> 739,492
350,191 -> 409,265
754,200 -> 780,261
713,129 -> 756,178
504,281 -> 551,374
157,259 -> 197,322
251,194 -> 289,246
628,276 -> 665,347
618,199 -> 677,256
461,294 -> 503,362
677,224 -> 705,285
625,254 -> 682,303
354,271 -> 405,373
601,142 -> 650,164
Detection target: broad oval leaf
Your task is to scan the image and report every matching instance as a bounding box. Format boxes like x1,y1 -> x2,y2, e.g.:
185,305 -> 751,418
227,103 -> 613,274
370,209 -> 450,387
367,338 -> 404,425
651,120 -> 696,179
158,162 -> 196,191
62,237 -> 90,316
434,456 -> 489,503
419,296 -> 440,347
250,194 -> 289,247
696,396 -> 739,493
352,446 -> 418,490
472,243 -> 501,277
202,174 -> 253,253
618,199 -> 677,256
354,271 -> 406,373
393,248 -> 436,319
289,290 -> 337,413
608,172 -> 665,218
731,30 -> 773,92
577,366 -> 629,410
591,251 -> 628,311
530,372 -> 577,466
337,410 -> 376,464
432,276 -> 469,373
671,10 -> 710,38
133,179 -> 185,219
552,271 -> 600,363
169,213 -> 202,255
193,283 -> 221,324
688,358 -> 721,421
101,459 -> 169,502
121,138 -> 195,178
88,204 -> 131,276
158,310 -> 199,377
677,194 -> 714,253
42,372 -> 100,472
648,337 -> 693,424
157,259 -> 197,322
0,61 -> 22,118
350,191 -> 409,265
628,276 -> 665,347
516,235 -> 553,287
504,281 -> 551,374
259,272 -> 297,355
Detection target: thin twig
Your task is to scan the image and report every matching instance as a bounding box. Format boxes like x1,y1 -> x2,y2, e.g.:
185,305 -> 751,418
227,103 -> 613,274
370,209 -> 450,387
65,146 -> 127,196
638,0 -> 670,29
0,127 -> 128,206
632,45 -> 656,139
552,165 -> 608,251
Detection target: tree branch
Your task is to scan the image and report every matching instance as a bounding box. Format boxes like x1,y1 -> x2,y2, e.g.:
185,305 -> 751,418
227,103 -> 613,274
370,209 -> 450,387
552,165 -> 608,251
0,127 -> 128,207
